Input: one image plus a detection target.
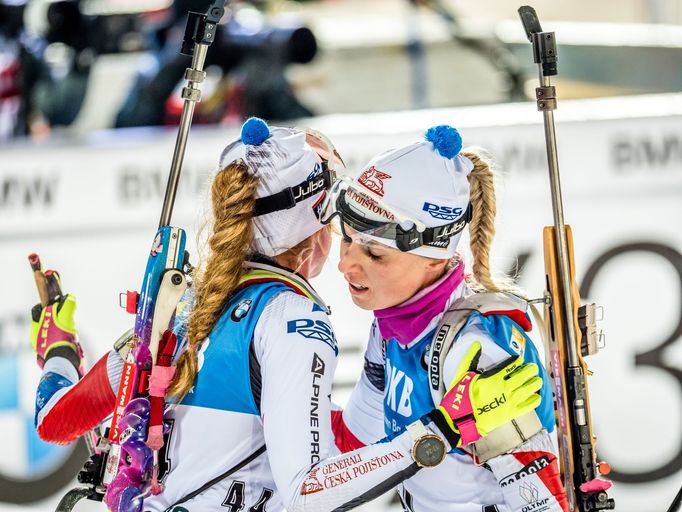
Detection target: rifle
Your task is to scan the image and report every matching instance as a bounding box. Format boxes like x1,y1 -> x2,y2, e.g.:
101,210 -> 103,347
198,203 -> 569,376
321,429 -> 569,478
517,6 -> 615,511
48,2 -> 226,511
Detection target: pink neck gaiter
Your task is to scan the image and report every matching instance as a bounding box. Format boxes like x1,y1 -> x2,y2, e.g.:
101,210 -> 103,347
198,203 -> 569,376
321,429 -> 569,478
374,263 -> 464,345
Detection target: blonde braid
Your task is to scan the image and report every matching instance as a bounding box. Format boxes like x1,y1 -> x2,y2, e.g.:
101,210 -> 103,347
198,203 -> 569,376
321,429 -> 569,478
167,160 -> 259,400
461,150 -> 505,293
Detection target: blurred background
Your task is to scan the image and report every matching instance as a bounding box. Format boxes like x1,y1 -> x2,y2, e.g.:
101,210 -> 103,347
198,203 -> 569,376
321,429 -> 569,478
1,0 -> 681,511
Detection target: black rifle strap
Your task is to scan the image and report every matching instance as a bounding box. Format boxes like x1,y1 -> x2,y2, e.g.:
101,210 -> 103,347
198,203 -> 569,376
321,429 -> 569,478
163,444 -> 267,511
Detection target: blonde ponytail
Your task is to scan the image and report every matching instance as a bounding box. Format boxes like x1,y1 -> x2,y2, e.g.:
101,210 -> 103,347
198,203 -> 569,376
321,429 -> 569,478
462,150 -> 513,293
167,160 -> 259,400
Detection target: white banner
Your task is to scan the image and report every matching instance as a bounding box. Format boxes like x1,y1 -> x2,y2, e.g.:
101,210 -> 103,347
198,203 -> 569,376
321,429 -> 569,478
1,93 -> 681,511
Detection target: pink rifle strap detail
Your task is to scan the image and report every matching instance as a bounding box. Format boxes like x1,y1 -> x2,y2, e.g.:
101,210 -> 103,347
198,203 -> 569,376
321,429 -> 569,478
149,366 -> 177,397
151,479 -> 164,496
579,478 -> 612,493
457,418 -> 482,445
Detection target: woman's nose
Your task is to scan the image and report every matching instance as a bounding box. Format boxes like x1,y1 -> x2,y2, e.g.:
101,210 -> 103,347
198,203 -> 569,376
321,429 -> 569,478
338,240 -> 358,274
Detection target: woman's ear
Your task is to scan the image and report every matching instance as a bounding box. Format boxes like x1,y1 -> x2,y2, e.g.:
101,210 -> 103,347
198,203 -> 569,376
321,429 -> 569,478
424,257 -> 450,277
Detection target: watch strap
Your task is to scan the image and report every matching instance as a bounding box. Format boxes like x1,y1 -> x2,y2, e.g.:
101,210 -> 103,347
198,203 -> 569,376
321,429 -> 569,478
406,420 -> 430,444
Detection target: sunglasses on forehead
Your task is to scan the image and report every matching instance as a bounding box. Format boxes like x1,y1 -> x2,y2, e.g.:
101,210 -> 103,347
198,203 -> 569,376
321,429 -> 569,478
303,127 -> 345,171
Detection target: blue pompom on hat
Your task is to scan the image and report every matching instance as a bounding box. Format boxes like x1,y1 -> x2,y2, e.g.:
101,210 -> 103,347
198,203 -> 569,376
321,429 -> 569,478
424,125 -> 462,159
241,117 -> 271,145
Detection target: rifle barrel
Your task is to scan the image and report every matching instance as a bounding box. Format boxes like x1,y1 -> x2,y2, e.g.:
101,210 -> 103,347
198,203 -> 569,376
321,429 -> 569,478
159,42 -> 209,228
539,90 -> 581,369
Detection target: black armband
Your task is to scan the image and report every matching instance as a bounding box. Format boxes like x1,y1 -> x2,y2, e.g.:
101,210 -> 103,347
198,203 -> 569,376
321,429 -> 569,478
426,409 -> 461,449
45,346 -> 82,377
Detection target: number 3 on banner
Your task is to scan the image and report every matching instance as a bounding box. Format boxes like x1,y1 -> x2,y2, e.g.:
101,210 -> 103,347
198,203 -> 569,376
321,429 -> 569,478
580,242 -> 682,483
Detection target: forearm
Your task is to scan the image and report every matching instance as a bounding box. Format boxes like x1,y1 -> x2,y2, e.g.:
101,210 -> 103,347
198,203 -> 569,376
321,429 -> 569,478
36,350 -> 122,444
262,299 -> 432,511
286,428 -> 418,512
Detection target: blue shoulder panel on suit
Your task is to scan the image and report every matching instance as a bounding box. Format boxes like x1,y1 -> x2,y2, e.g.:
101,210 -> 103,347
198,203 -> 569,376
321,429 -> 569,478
181,282 -> 294,415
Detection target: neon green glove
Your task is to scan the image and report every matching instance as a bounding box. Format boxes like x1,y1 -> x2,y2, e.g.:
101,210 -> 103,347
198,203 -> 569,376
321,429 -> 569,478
431,341 -> 542,446
30,294 -> 83,374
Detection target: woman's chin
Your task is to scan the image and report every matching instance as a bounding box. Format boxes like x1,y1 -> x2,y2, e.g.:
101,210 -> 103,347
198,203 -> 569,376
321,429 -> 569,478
349,292 -> 374,310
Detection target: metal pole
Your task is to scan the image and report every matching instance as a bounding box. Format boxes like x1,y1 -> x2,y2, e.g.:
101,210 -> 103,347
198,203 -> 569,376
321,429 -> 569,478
537,66 -> 581,368
158,43 -> 208,228
406,0 -> 427,109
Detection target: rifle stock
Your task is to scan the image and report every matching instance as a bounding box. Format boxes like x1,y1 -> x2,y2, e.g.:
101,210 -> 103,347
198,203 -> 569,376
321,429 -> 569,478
543,226 -> 575,506
544,226 -> 612,511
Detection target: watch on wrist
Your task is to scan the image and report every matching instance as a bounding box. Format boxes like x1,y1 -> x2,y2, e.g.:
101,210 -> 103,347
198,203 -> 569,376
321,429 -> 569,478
407,420 -> 446,468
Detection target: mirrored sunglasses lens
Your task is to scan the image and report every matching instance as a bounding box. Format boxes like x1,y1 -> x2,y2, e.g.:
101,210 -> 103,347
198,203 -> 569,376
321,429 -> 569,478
305,131 -> 343,169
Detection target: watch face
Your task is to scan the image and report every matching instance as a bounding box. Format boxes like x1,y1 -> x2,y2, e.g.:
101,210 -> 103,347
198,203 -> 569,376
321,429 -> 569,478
414,435 -> 446,468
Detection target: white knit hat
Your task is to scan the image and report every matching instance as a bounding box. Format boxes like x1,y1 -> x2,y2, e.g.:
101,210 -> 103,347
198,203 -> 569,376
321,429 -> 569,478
345,125 -> 473,259
219,118 -> 327,256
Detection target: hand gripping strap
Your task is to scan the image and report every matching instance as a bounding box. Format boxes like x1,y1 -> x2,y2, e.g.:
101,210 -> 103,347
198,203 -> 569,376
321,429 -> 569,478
428,292 -> 541,458
35,304 -> 79,367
